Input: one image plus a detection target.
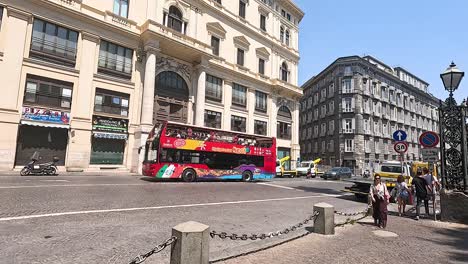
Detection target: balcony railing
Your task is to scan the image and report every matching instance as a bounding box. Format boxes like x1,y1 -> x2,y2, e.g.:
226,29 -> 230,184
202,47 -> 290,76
98,55 -> 132,79
342,128 -> 355,134
30,36 -> 77,66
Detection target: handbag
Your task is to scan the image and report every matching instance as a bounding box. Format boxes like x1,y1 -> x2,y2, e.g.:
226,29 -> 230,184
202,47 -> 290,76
407,191 -> 414,205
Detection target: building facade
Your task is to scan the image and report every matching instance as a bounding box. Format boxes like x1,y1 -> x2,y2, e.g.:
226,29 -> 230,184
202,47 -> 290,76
300,56 -> 440,175
0,0 -> 303,172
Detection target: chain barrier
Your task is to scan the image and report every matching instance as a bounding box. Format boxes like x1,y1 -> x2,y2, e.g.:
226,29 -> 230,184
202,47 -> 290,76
129,236 -> 177,264
334,206 -> 370,217
210,211 -> 319,241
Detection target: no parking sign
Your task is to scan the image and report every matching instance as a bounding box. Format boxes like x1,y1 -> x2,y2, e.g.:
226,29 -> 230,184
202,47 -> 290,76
419,131 -> 440,148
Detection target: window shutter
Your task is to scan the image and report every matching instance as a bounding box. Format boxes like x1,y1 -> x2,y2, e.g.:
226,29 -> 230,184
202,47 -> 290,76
351,97 -> 355,110
352,118 -> 355,130
341,79 -> 345,94
351,78 -> 355,92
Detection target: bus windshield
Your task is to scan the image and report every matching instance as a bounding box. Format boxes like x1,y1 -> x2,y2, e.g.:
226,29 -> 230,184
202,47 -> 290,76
142,121 -> 276,181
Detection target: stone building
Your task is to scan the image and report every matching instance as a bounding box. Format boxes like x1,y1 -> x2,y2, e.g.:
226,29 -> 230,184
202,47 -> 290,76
0,0 -> 303,172
300,56 -> 440,174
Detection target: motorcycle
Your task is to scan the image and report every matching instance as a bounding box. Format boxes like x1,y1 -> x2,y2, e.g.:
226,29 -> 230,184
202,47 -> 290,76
20,152 -> 59,176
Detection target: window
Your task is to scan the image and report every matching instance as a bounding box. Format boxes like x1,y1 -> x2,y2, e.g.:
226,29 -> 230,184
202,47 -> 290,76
255,91 -> 267,112
258,58 -> 265,75
0,7 -> 3,30
345,139 -> 354,152
113,0 -> 129,18
342,78 -> 352,93
344,119 -> 353,133
239,0 -> 246,18
321,123 -> 327,135
204,110 -> 221,128
281,9 -> 286,17
232,83 -> 247,106
254,120 -> 267,135
277,122 -> 291,139
94,89 -> 129,117
285,30 -> 290,46
211,36 -> 220,56
321,88 -> 327,99
98,40 -> 133,78
260,14 -> 266,31
329,120 -> 335,133
167,6 -> 183,32
280,26 -> 284,43
280,62 -> 289,82
329,101 -> 335,114
286,13 -> 291,21
321,105 -> 326,117
237,48 -> 245,66
343,98 -> 352,112
231,115 -> 246,132
30,19 -> 79,66
214,0 -> 222,4
329,83 -> 335,95
206,74 -> 223,102
364,119 -> 370,133
24,76 -> 73,109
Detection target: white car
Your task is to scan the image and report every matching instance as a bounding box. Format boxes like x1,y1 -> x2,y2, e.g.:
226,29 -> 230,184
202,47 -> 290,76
296,161 -> 315,177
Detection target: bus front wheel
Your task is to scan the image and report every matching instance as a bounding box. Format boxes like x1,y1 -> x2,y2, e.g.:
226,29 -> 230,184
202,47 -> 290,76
242,170 -> 253,182
182,169 -> 197,182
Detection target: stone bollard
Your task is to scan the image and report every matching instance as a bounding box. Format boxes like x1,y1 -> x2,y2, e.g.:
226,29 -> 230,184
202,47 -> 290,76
313,202 -> 335,235
170,221 -> 210,264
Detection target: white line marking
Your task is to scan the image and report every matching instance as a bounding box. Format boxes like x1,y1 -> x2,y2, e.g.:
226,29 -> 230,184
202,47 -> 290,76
39,180 -> 70,182
256,182 -> 296,190
0,194 -> 340,222
0,183 -> 148,189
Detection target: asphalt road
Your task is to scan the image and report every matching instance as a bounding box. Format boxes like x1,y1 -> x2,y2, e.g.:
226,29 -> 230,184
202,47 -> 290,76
0,175 -> 365,264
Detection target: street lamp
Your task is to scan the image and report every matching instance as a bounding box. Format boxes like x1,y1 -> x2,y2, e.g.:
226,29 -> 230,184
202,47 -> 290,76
440,62 -> 464,96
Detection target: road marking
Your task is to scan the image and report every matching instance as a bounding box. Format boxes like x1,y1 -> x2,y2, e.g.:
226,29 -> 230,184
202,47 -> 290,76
0,194 -> 341,222
0,183 -> 148,189
39,180 -> 70,182
256,182 -> 296,190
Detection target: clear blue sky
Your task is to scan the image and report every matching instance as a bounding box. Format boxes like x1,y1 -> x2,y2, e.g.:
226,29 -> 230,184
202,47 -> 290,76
295,0 -> 468,103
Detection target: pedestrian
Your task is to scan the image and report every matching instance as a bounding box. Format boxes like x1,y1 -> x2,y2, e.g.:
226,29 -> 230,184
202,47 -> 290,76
411,169 -> 429,220
395,175 -> 410,216
369,175 -> 389,228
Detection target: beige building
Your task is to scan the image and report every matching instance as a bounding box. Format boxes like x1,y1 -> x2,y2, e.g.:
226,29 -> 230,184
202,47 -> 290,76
0,0 -> 303,172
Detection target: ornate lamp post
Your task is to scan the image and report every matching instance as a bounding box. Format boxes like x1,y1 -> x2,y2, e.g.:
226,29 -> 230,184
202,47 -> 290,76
439,62 -> 468,192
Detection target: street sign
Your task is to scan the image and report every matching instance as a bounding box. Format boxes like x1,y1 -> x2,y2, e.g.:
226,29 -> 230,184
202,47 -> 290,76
419,131 -> 440,148
393,130 -> 407,142
394,142 -> 408,153
422,148 -> 439,162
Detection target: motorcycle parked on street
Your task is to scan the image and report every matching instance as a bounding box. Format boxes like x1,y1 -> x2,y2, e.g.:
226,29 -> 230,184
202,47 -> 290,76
20,152 -> 59,176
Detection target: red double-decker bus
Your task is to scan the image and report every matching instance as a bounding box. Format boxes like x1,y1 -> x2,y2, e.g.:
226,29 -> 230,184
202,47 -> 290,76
142,121 -> 276,182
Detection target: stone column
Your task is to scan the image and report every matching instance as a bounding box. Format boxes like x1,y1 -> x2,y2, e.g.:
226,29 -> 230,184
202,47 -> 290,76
247,88 -> 255,134
194,65 -> 206,126
223,80 -> 233,130
141,42 -> 159,126
269,94 -> 277,137
291,101 -> 301,169
66,31 -> 99,171
0,7 -> 31,170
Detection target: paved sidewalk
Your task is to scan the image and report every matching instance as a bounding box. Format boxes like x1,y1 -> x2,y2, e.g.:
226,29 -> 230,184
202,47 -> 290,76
218,215 -> 468,264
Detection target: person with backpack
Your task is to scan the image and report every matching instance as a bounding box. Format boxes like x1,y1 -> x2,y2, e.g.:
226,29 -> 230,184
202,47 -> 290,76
411,169 -> 429,220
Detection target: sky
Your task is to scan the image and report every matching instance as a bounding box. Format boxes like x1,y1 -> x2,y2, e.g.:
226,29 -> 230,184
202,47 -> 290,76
294,0 -> 468,103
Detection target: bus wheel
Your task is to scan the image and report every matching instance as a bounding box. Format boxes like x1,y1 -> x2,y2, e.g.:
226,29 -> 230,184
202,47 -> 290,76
242,170 -> 253,182
182,169 -> 197,182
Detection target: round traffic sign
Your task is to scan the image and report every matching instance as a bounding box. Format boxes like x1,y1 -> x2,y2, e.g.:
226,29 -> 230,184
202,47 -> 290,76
419,131 -> 440,148
393,130 -> 407,142
394,142 -> 408,153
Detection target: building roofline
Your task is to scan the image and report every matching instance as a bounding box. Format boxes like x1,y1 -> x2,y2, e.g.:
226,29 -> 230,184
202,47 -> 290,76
278,0 -> 305,20
394,66 -> 430,86
362,55 -> 394,72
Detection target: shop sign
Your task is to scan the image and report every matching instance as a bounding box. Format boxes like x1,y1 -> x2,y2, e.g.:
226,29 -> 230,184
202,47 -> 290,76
22,107 -> 70,124
92,116 -> 128,133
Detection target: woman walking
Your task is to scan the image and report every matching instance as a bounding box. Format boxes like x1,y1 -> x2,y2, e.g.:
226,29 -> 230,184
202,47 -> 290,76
369,175 -> 389,228
395,175 -> 410,216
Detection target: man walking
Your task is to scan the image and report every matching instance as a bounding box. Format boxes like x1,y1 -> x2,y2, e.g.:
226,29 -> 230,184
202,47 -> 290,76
412,169 -> 429,220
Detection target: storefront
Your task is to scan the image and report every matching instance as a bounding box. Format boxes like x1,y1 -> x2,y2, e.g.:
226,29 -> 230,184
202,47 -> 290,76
90,115 -> 128,165
15,107 -> 70,166
277,147 -> 291,171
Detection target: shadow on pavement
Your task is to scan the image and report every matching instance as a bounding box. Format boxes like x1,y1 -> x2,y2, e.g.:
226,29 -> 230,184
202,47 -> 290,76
420,226 -> 468,263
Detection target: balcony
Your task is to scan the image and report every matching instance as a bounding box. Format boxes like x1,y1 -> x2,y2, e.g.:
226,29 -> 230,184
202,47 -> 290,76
342,128 -> 355,134
30,36 -> 77,67
141,20 -> 212,64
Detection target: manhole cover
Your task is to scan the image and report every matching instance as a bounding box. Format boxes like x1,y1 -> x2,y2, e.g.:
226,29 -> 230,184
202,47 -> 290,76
372,230 -> 398,238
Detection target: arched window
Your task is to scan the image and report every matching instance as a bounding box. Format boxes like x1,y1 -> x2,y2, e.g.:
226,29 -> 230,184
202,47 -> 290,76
168,6 -> 183,32
278,105 -> 292,119
285,30 -> 290,46
280,26 -> 284,43
155,71 -> 189,99
280,62 -> 289,82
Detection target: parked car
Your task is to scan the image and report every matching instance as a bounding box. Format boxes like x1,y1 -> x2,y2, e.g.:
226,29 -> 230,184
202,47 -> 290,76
322,167 -> 352,180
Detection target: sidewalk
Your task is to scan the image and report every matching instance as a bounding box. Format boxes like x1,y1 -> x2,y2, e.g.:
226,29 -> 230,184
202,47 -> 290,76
0,170 -> 139,177
218,214 -> 468,264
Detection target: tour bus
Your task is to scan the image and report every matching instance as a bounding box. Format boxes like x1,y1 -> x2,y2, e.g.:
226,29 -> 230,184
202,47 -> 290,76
142,121 -> 277,182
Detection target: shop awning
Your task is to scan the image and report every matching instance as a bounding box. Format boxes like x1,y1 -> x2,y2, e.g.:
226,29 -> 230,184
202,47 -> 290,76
93,131 -> 128,140
21,120 -> 70,129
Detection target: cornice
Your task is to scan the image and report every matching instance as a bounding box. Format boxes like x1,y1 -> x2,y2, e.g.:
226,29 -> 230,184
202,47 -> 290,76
5,6 -> 32,21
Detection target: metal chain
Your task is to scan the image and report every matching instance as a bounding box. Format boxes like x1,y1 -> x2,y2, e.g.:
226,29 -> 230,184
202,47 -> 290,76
129,236 -> 177,264
334,206 -> 370,217
210,211 -> 320,241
